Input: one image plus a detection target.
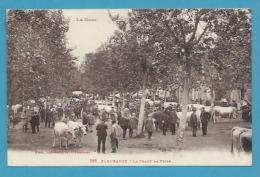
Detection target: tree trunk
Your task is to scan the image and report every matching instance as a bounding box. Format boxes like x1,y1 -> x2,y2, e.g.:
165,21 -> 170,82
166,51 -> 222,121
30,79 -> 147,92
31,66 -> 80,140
241,79 -> 245,100
153,87 -> 157,101
8,97 -> 14,129
112,90 -> 116,107
137,72 -> 147,136
164,88 -> 167,102
122,92 -> 126,108
153,87 -> 157,110
210,84 -> 216,122
105,96 -> 108,106
176,76 -> 190,149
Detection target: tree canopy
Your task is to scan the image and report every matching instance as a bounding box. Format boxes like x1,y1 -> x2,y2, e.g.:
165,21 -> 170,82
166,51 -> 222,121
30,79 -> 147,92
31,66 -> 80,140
7,10 -> 80,105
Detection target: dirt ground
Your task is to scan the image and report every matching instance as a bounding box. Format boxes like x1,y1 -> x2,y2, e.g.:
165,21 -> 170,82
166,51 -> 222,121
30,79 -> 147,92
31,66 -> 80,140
8,118 -> 252,154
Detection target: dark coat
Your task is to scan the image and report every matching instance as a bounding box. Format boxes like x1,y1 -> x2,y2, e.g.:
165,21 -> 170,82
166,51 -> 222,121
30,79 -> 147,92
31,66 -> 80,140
190,113 -> 198,128
109,110 -> 116,121
168,110 -> 178,124
129,117 -> 138,129
40,108 -> 45,119
101,110 -> 108,120
57,107 -> 63,118
31,114 -> 40,125
96,122 -> 108,137
152,111 -> 169,123
88,114 -> 95,125
46,109 -> 52,121
120,117 -> 129,129
145,118 -> 154,132
201,111 -> 211,124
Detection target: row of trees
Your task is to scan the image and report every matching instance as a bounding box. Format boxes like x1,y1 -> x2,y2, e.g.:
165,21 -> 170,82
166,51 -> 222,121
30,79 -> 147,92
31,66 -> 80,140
82,9 -> 251,149
7,10 -> 81,108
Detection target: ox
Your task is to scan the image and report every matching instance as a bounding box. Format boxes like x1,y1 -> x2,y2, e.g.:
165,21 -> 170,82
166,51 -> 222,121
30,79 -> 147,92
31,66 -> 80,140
177,110 -> 202,128
231,127 -> 252,155
214,106 -> 235,119
67,121 -> 87,147
187,104 -> 204,111
52,122 -> 74,149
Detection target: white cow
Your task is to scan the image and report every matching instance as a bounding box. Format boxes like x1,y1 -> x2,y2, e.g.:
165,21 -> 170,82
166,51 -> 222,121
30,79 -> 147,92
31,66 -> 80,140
177,110 -> 202,128
204,106 -> 212,113
52,122 -> 74,149
187,104 -> 205,111
67,121 -> 87,147
214,106 -> 235,118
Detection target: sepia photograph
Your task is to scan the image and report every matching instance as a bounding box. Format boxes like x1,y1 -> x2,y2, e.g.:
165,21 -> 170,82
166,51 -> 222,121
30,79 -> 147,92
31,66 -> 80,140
7,9 -> 252,166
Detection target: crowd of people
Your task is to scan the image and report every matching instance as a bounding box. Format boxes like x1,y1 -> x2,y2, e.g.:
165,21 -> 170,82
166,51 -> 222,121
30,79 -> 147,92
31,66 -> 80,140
8,96 -> 251,154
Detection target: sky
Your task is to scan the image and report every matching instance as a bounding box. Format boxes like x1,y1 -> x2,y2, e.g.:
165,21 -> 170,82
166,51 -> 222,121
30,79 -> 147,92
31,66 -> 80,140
63,9 -> 129,66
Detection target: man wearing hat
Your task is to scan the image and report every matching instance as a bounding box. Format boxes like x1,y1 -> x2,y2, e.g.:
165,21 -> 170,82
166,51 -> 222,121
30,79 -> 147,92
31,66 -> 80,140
200,107 -> 211,136
96,118 -> 108,153
109,106 -> 117,122
145,114 -> 154,140
162,107 -> 170,136
101,107 -> 108,121
30,111 -> 40,134
167,106 -> 178,135
190,107 -> 198,137
110,120 -> 121,153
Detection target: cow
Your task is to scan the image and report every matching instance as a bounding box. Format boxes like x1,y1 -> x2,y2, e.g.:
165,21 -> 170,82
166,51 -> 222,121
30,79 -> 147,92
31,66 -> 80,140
150,111 -> 168,131
214,106 -> 235,118
67,120 -> 87,147
177,110 -> 202,128
231,127 -> 252,155
187,104 -> 204,111
52,122 -> 74,149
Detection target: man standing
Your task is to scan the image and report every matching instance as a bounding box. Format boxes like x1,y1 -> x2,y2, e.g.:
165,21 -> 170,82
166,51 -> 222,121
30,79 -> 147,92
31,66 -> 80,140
25,106 -> 32,130
145,115 -> 154,140
162,108 -> 170,136
109,107 -> 117,122
110,120 -> 121,153
39,106 -> 46,123
21,108 -> 28,132
88,112 -> 95,132
96,119 -> 108,153
129,112 -> 138,138
200,107 -> 211,136
121,107 -> 130,140
45,107 -> 52,128
82,110 -> 89,132
30,111 -> 40,134
167,106 -> 178,135
190,108 -> 198,137
101,108 -> 108,121
56,105 -> 63,120
92,104 -> 99,120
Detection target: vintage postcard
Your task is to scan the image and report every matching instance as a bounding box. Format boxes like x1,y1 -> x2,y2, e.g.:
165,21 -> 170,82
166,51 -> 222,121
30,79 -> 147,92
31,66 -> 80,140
7,8 -> 252,166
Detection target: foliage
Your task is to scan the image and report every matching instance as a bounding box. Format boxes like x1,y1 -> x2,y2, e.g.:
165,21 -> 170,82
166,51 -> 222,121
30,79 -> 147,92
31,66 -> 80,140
7,10 -> 79,105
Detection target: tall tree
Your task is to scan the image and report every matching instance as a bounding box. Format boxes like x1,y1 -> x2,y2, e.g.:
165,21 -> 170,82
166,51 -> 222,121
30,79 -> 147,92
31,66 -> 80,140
7,10 -> 79,108
110,9 -> 251,148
